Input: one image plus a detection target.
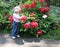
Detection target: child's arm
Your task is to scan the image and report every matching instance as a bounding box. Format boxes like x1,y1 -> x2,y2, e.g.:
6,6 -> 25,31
13,14 -> 22,20
18,16 -> 22,20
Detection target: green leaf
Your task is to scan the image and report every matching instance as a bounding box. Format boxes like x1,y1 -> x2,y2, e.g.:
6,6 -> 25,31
42,30 -> 46,33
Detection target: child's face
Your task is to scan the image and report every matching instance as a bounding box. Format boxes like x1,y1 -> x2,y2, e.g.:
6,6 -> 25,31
15,11 -> 20,14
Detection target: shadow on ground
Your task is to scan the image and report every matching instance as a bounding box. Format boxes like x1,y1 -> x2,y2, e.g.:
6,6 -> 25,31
0,34 -> 60,46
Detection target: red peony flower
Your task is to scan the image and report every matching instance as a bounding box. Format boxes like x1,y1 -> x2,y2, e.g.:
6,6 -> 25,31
30,3 -> 36,8
39,0 -> 45,3
9,16 -> 13,23
19,4 -> 24,8
44,7 -> 50,12
31,22 -> 38,28
24,4 -> 30,9
37,30 -> 43,36
24,22 -> 31,29
39,7 -> 50,13
39,7 -> 44,13
21,15 -> 27,21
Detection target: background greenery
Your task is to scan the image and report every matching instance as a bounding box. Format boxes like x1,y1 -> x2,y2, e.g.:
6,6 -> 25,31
0,0 -> 60,39
50,0 -> 60,7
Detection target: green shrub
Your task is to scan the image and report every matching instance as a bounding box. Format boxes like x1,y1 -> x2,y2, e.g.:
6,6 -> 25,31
0,0 -> 59,38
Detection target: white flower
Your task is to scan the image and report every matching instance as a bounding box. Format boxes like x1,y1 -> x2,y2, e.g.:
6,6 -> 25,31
42,15 -> 47,19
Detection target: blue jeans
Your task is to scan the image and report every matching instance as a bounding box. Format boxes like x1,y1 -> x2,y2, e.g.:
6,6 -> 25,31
11,21 -> 20,36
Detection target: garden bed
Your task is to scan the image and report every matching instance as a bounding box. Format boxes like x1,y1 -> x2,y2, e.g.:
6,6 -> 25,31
0,0 -> 60,39
0,6 -> 60,39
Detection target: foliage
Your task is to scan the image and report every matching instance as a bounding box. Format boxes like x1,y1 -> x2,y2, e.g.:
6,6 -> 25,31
50,0 -> 60,7
16,0 -> 59,37
0,0 -> 59,38
0,0 -> 20,31
50,6 -> 60,21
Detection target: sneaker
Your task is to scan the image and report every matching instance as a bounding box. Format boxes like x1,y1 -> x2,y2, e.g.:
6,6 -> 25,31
11,36 -> 16,39
17,35 -> 20,38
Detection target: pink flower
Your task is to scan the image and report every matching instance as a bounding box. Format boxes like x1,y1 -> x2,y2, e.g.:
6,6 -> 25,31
21,15 -> 27,21
46,7 -> 50,10
39,0 -> 45,3
31,22 -> 38,28
37,30 -> 43,36
19,4 -> 24,8
44,7 -> 50,12
24,22 -> 31,29
24,4 -> 30,9
9,16 -> 13,23
39,7 -> 45,13
39,7 -> 50,13
30,3 -> 37,8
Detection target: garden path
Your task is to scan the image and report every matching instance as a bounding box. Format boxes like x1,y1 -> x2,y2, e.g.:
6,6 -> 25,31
0,34 -> 60,47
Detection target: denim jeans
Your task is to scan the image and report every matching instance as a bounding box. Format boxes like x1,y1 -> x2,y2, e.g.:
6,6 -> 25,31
11,21 -> 20,36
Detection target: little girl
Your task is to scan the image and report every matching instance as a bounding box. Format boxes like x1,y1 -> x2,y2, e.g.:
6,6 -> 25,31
11,6 -> 22,39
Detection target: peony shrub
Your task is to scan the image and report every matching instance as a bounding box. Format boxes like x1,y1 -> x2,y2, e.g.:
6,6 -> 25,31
7,0 -> 59,37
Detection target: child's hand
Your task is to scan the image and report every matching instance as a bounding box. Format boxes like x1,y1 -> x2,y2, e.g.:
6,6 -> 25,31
19,10 -> 24,13
18,16 -> 22,20
20,15 -> 27,21
19,16 -> 24,20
